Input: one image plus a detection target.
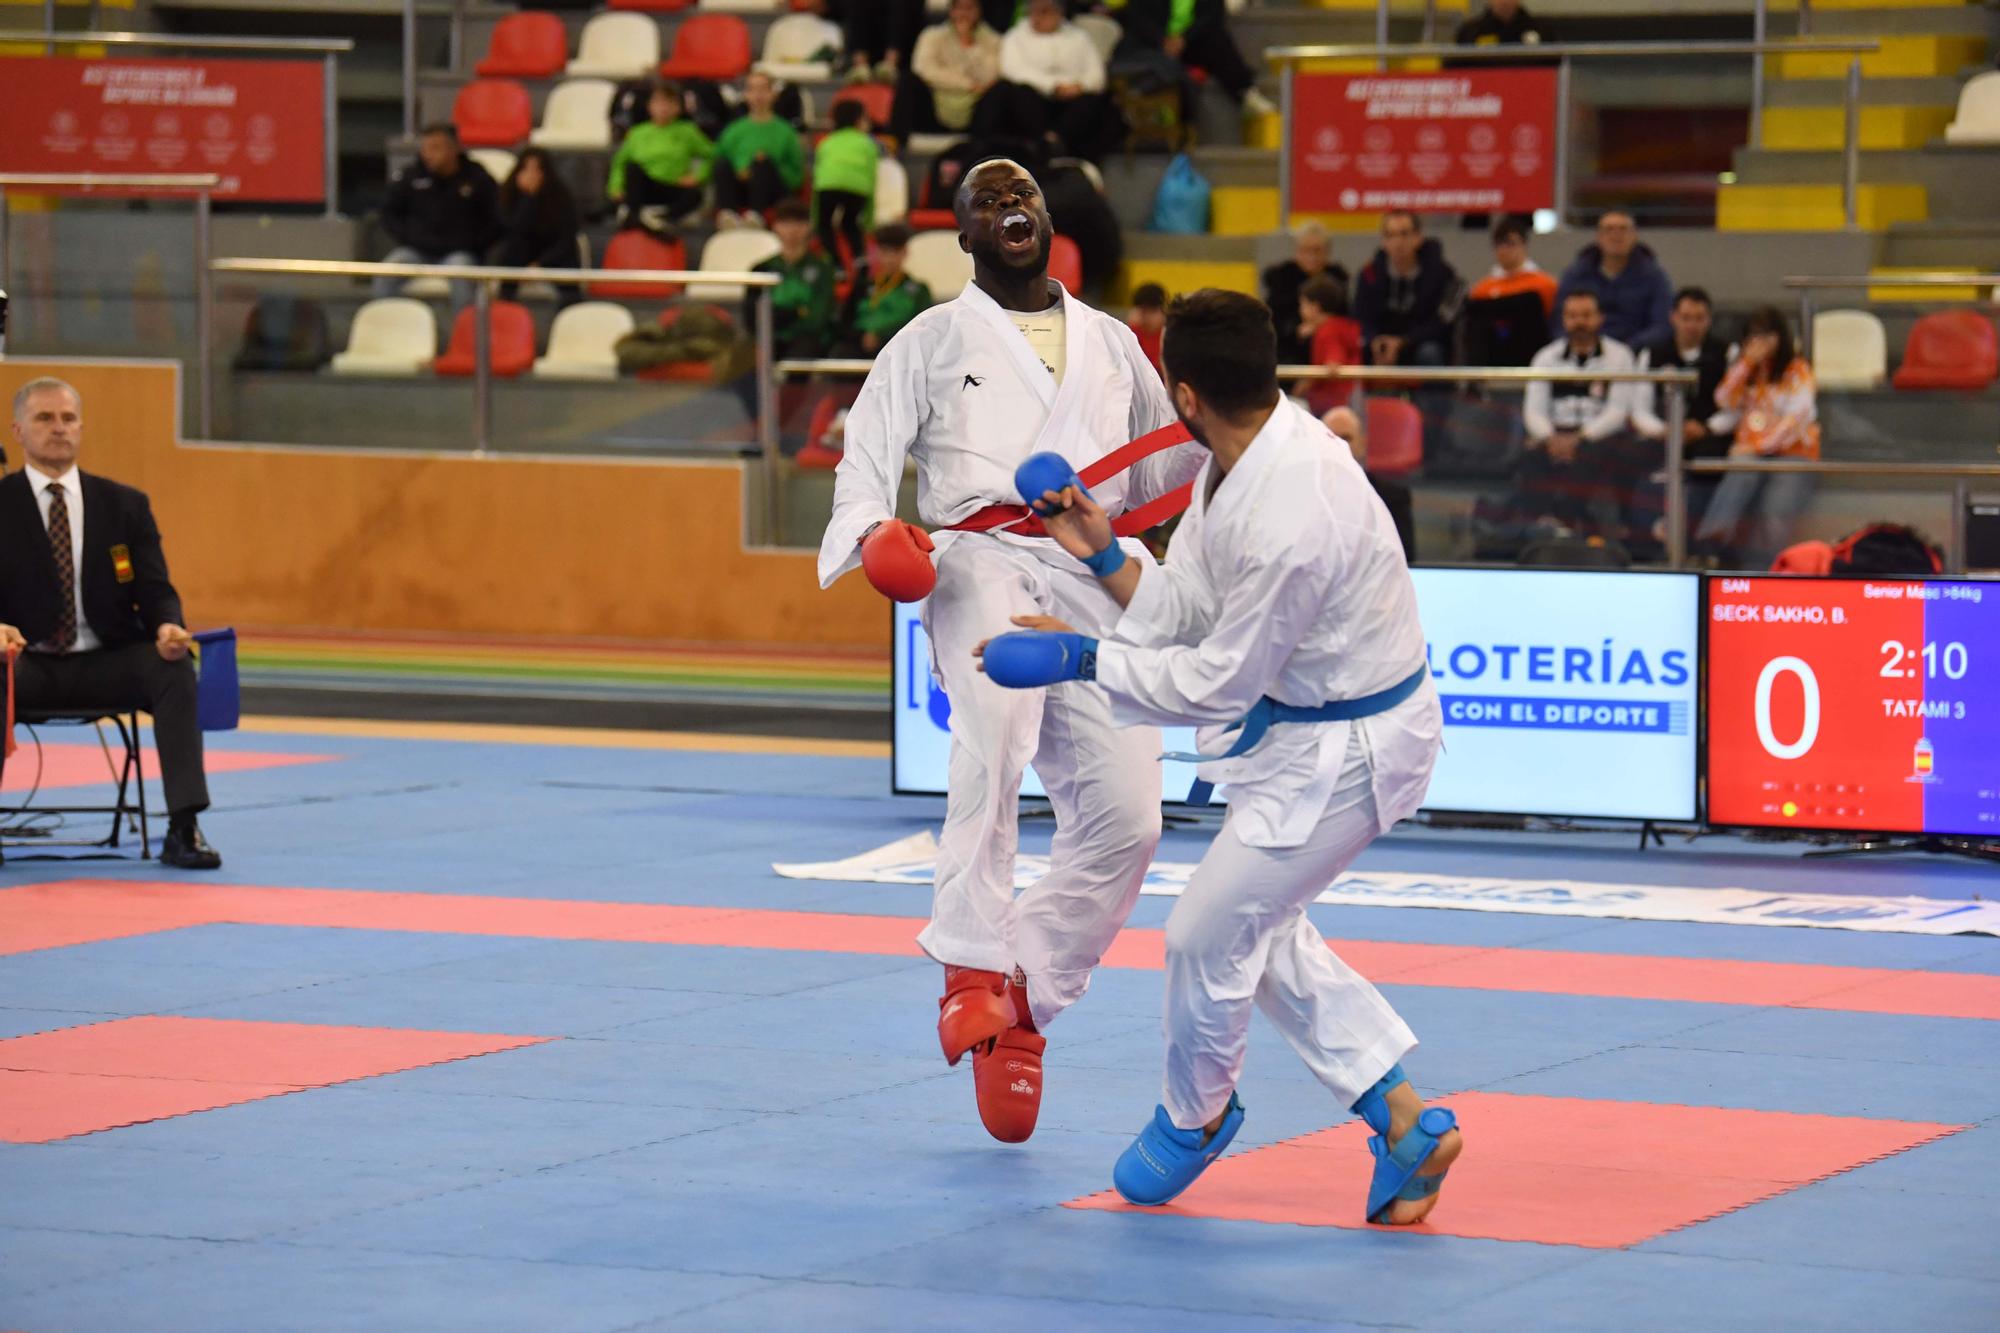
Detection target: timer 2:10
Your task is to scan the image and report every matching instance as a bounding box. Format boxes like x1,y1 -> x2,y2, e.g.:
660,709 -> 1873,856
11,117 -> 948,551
1880,641 -> 1969,680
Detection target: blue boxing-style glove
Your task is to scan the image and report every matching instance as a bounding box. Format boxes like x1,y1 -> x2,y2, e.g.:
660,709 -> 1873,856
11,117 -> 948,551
1013,451 -> 1127,579
983,631 -> 1098,688
1015,452 -> 1089,517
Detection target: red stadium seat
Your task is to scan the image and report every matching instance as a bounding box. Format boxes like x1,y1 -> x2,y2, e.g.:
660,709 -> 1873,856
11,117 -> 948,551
830,83 -> 894,130
1363,397 -> 1424,478
452,79 -> 533,148
658,15 -> 753,82
610,0 -> 694,11
433,301 -> 537,378
1890,310 -> 1999,390
1048,235 -> 1082,293
475,13 -> 569,79
589,230 -> 689,300
796,395 -> 844,469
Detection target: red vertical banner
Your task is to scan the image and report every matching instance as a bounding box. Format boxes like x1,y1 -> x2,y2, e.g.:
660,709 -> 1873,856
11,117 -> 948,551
1290,69 -> 1559,215
0,57 -> 326,204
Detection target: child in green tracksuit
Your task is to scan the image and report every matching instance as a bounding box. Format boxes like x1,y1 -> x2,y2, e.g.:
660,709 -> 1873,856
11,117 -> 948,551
811,100 -> 880,267
713,71 -> 806,227
836,223 -> 932,356
608,80 -> 715,233
752,199 -> 839,357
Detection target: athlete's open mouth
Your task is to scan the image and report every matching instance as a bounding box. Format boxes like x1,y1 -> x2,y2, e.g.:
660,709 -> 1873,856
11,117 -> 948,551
1000,212 -> 1035,248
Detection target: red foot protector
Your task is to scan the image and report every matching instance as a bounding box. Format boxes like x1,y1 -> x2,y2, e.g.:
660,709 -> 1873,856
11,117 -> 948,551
860,519 -> 936,603
1065,1090 -> 1967,1248
938,965 -> 1014,1065
0,1015 -> 551,1144
973,1026 -> 1046,1144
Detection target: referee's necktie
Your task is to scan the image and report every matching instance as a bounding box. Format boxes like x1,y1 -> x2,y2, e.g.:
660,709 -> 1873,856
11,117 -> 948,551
46,484 -> 78,651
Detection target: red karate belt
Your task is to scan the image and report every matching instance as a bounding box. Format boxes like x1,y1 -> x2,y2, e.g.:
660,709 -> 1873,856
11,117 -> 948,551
945,422 -> 1196,539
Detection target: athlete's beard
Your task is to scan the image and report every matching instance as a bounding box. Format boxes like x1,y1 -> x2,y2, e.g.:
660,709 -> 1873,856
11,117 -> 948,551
969,228 -> 1052,285
1175,404 -> 1211,450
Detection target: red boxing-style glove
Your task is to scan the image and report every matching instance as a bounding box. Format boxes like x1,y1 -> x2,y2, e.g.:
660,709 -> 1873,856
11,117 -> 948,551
859,519 -> 937,602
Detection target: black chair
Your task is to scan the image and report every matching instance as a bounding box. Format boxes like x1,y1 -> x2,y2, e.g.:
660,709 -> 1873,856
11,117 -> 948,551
2,709 -> 151,858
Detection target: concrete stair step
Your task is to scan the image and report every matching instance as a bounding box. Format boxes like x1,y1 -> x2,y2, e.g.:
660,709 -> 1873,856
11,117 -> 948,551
1717,181 -> 1928,229
1774,34 -> 1989,77
1759,103 -> 1957,148
1799,4 -> 1999,38
1880,219 -> 2000,265
1731,141 -> 2000,220
1764,74 -> 1969,105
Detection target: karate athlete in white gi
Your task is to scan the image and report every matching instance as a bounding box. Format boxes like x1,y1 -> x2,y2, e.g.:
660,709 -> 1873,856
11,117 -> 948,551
817,158 -> 1205,1143
978,290 -> 1464,1222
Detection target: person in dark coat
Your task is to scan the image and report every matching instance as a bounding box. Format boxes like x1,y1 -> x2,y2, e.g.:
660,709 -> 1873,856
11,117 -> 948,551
377,124 -> 501,312
1552,209 -> 1675,350
492,148 -> 583,306
1351,210 -> 1463,368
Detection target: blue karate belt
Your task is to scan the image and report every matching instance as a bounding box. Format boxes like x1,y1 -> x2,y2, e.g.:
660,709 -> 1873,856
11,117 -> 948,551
1170,664 -> 1428,807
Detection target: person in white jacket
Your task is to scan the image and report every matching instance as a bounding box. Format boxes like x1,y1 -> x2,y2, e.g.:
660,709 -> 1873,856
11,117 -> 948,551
974,0 -> 1120,159
818,157 -> 1205,1145
1518,287 -> 1640,544
977,289 -> 1462,1223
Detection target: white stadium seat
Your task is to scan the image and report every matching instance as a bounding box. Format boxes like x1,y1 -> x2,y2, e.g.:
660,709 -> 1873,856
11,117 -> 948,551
704,0 -> 784,11
528,78 -> 616,152
329,298 -> 437,376
532,301 -> 636,380
1074,13 -> 1121,66
756,13 -> 844,83
1943,70 -> 2000,145
469,148 -> 517,184
876,157 -> 910,225
1812,309 -> 1889,390
687,228 -> 783,302
567,13 -> 661,80
904,230 -> 973,301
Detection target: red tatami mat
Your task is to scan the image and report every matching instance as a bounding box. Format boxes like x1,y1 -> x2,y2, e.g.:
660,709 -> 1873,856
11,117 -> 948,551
6,881 -> 1999,1021
0,1016 -> 550,1143
0,743 -> 333,792
1066,1091 -> 1968,1248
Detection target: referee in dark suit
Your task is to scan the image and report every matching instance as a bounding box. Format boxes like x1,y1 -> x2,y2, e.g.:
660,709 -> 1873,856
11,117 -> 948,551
2,377 -> 220,869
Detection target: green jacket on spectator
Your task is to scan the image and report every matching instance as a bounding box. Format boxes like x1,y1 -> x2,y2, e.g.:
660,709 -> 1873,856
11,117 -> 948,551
609,119 -> 716,197
811,126 -> 879,205
755,248 -> 840,354
842,264 -> 933,349
717,114 -> 806,193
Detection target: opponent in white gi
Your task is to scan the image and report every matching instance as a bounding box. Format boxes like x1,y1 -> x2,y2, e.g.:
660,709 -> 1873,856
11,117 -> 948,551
979,290 -> 1462,1222
817,158 -> 1205,1142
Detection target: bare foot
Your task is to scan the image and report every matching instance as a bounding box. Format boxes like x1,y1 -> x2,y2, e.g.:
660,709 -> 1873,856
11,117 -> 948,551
1379,1081 -> 1463,1225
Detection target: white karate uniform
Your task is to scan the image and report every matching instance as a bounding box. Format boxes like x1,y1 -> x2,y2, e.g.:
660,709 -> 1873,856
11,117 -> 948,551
1091,399 -> 1443,1129
819,280 -> 1204,1027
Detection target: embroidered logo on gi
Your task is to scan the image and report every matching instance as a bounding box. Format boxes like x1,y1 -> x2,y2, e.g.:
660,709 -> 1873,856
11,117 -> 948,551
110,544 -> 135,583
962,374 -> 984,390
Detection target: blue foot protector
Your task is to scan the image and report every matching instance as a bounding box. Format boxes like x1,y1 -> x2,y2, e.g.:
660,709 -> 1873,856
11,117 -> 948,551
1113,1092 -> 1246,1207
1365,1105 -> 1458,1224
1350,1061 -> 1407,1135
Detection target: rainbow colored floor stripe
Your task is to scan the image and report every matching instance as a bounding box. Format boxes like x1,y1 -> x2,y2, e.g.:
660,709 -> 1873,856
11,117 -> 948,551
2,719 -> 1996,1329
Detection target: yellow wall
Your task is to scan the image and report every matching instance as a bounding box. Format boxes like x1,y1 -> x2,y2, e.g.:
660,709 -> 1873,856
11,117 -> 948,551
0,360 -> 881,650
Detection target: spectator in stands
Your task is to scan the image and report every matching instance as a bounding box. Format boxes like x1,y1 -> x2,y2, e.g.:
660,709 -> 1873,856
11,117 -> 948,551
1629,287 -> 1737,557
1327,403 -> 1418,561
491,148 -> 582,307
835,224 -> 934,356
1263,222 -> 1347,365
978,0 -> 1119,160
376,124 -> 500,313
1553,208 -> 1673,350
714,72 -> 806,230
1,378 -> 222,869
1519,289 -> 1638,541
608,81 -> 716,238
1353,210 -> 1462,369
843,0 -> 927,85
1455,0 -> 1549,49
899,0 -> 1004,140
752,199 -> 839,359
813,99 -> 881,269
1106,0 -> 1277,118
1298,275 -> 1362,419
1127,281 -> 1167,378
1462,216 -> 1557,366
1694,306 -> 1819,569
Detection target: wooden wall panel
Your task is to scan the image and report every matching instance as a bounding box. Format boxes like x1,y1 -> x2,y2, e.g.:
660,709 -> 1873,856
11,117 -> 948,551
1,361 -> 881,651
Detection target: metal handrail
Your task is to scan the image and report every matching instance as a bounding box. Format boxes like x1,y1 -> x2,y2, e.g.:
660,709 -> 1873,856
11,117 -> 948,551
207,256 -> 782,537
1265,38 -> 1879,229
0,171 -> 219,439
1782,274 -> 2000,360
1688,459 -> 1998,571
13,30 -> 355,54
776,360 -> 1697,387
1262,40 -> 1877,62
12,32 -> 353,221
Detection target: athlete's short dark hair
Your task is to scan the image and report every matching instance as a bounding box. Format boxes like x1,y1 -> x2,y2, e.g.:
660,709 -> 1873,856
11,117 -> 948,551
1162,289 -> 1281,418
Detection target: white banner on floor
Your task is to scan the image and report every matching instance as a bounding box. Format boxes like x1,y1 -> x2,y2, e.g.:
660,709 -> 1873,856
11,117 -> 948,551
774,831 -> 2000,936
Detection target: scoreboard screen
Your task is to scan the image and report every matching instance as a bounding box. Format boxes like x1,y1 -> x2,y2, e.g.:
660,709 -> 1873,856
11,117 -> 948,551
1705,576 -> 2000,837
